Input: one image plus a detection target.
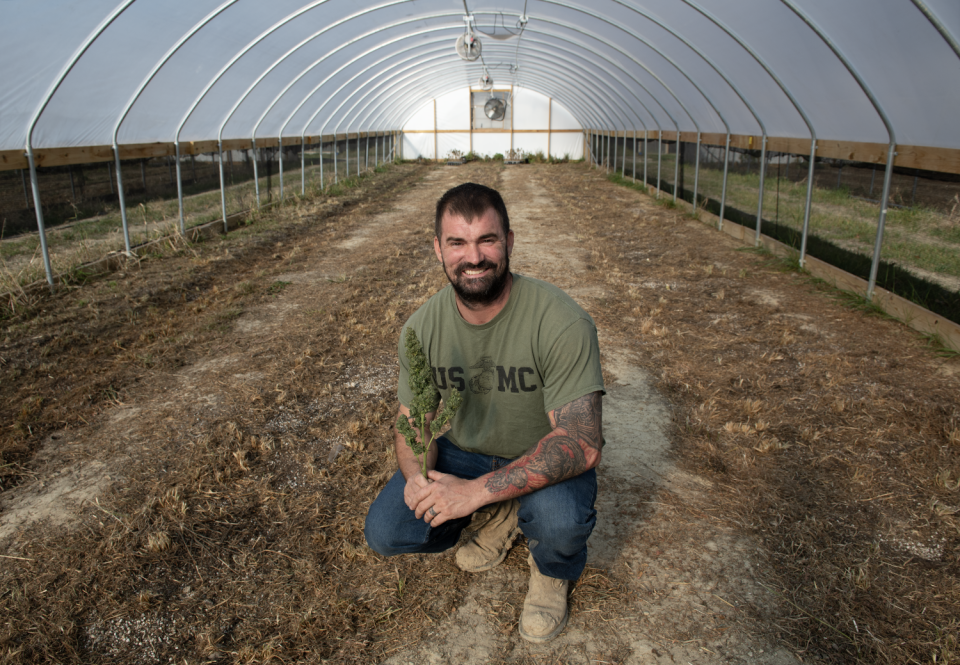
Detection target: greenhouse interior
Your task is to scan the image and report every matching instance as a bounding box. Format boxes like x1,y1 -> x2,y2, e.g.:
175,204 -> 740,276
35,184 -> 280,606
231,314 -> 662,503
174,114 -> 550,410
1,1 -> 960,664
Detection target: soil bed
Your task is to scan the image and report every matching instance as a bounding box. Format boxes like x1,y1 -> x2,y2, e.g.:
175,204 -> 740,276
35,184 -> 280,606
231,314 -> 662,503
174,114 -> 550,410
0,162 -> 957,664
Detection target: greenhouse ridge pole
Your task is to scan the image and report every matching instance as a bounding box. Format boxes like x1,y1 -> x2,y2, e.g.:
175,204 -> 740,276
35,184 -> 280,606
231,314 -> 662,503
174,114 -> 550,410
24,0 -> 136,286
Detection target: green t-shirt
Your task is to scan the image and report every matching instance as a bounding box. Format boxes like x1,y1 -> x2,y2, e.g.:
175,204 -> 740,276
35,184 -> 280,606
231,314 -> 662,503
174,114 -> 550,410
398,274 -> 605,459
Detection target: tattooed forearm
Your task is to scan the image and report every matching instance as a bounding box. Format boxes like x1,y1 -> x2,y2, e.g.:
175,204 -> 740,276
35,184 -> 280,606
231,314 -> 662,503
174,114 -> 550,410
551,392 -> 603,451
484,392 -> 602,497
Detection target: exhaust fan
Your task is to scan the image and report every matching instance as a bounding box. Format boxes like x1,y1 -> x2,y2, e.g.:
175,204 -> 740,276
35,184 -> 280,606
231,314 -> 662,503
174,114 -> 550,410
484,97 -> 506,121
456,32 -> 481,61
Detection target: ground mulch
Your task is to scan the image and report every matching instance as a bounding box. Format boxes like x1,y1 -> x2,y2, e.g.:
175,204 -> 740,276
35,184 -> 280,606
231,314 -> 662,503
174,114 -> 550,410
0,161 -> 957,664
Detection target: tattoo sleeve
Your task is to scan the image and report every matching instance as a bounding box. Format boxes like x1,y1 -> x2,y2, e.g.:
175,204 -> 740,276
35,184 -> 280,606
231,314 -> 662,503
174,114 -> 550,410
484,392 -> 602,496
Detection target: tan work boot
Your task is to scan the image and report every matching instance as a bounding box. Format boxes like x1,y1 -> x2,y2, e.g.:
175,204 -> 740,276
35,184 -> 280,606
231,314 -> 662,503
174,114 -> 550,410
519,554 -> 569,643
454,499 -> 520,572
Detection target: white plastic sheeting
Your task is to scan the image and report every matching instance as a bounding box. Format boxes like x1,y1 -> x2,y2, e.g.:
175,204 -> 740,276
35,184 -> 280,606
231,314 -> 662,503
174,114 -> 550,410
2,0 -> 959,154
402,87 -> 583,159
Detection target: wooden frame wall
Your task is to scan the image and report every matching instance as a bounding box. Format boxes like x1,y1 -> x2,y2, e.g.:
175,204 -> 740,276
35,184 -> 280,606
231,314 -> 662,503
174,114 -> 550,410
584,130 -> 960,175
3,130 -> 958,175
0,131 -> 394,172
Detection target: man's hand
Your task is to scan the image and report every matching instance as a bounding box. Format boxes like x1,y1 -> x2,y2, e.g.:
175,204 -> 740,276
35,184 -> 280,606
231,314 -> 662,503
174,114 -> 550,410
410,471 -> 486,526
403,473 -> 431,511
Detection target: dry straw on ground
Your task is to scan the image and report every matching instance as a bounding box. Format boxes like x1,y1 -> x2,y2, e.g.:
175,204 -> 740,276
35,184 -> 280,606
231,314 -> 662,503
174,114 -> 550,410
0,161 -> 957,664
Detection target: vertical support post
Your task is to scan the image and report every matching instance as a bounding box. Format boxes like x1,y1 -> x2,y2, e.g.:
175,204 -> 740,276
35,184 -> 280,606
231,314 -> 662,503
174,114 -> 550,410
357,133 -> 361,177
366,134 -> 369,172
643,131 -> 647,189
755,136 -> 768,246
613,131 -> 618,176
346,134 -> 350,177
253,140 -> 261,208
114,148 -> 132,254
692,132 -> 701,214
218,141 -> 228,232
375,133 -> 378,167
510,85 -> 515,154
656,130 -> 662,199
301,136 -> 306,197
334,136 -> 339,183
433,99 -> 438,162
867,143 -> 898,301
673,131 -> 681,204
632,130 -> 637,182
620,129 -> 627,180
320,138 -> 325,191
605,133 -> 610,173
21,168 -> 30,207
718,133 -> 731,229
25,151 -> 54,286
547,98 -> 552,159
175,142 -> 185,234
799,139 -> 818,267
279,138 -> 285,201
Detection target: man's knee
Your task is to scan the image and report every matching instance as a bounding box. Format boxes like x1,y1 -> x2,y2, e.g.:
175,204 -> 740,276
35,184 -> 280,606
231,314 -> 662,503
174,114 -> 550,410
363,472 -> 411,556
517,471 -> 597,545
363,518 -> 403,557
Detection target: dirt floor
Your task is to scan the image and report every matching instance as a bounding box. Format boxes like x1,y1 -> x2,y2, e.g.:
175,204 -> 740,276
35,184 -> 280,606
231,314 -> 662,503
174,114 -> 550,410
1,161 -> 958,664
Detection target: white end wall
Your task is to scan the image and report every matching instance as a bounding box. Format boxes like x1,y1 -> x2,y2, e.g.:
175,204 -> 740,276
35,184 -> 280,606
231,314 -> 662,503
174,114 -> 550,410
402,87 -> 583,160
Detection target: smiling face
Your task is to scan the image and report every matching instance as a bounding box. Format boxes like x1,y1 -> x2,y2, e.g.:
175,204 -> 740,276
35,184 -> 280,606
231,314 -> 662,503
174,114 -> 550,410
434,206 -> 514,309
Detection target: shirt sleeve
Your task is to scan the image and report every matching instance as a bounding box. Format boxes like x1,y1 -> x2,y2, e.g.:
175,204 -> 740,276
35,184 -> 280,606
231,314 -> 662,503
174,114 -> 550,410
540,317 -> 605,414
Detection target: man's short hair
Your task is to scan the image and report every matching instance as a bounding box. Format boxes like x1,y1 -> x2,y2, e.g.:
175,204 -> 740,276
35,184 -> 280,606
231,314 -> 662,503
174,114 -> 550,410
434,183 -> 510,239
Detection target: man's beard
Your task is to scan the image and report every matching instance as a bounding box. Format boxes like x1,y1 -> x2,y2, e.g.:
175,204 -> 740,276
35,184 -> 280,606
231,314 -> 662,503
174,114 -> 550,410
444,255 -> 510,307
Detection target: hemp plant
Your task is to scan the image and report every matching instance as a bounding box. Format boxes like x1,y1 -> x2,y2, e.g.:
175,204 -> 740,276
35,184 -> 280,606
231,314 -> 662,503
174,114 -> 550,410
396,328 -> 463,478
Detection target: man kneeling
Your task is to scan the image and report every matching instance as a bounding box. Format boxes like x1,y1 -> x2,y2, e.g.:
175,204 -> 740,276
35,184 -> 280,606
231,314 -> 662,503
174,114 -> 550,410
364,182 -> 604,643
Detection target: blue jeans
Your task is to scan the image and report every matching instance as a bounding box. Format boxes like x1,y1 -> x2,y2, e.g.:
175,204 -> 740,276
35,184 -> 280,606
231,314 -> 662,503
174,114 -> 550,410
364,436 -> 597,580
